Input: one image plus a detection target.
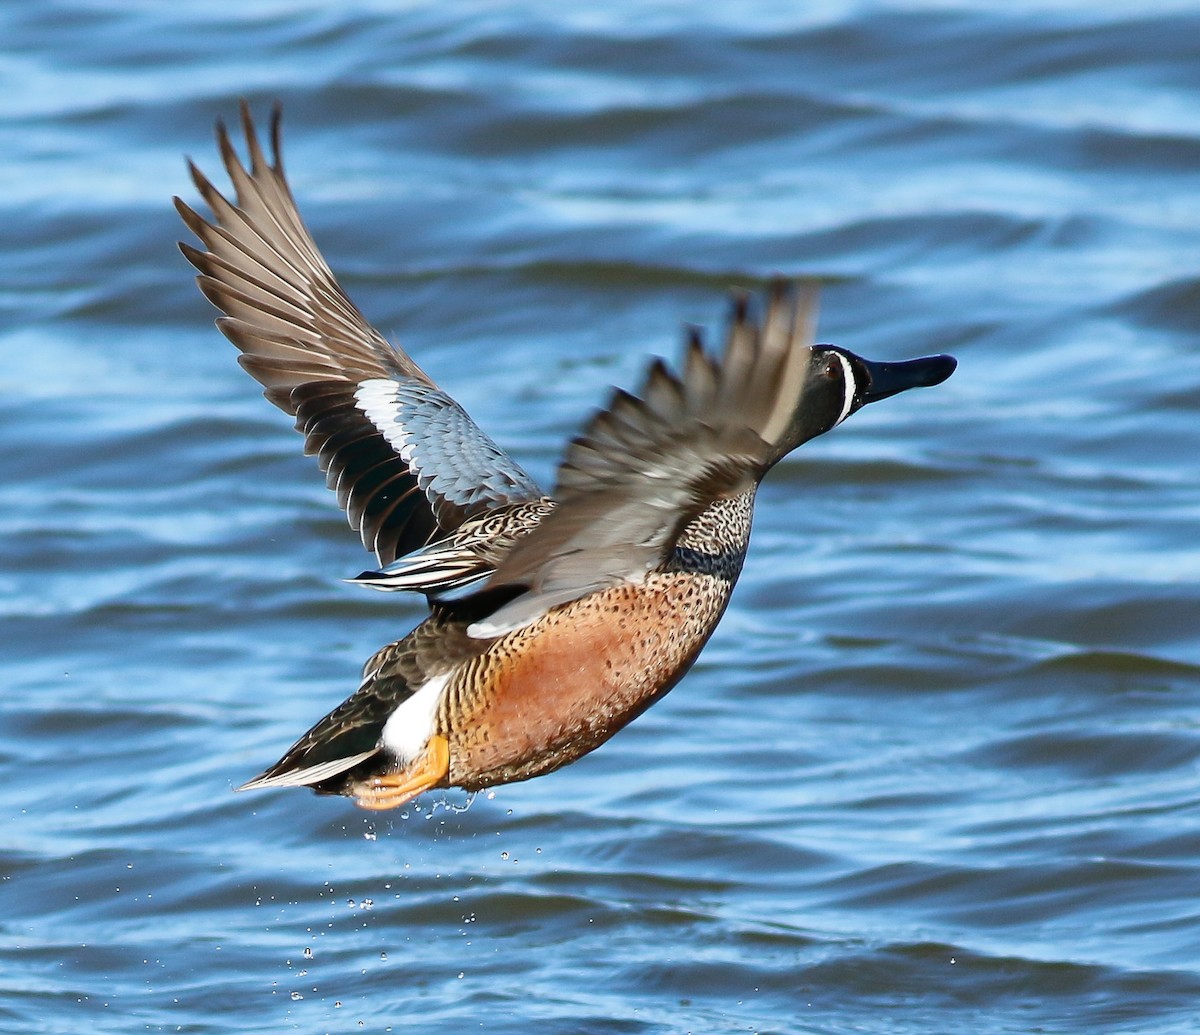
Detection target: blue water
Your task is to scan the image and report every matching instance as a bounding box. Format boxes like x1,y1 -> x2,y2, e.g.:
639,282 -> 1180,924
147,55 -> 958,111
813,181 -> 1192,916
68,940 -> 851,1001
3,3 -> 1200,1033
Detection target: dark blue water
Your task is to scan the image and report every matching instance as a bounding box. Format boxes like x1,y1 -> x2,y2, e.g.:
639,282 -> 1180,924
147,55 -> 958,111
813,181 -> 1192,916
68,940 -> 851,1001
3,4 -> 1200,1033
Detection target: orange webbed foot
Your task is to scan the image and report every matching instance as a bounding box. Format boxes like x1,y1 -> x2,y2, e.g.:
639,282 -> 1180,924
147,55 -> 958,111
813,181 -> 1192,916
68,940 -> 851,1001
353,735 -> 450,811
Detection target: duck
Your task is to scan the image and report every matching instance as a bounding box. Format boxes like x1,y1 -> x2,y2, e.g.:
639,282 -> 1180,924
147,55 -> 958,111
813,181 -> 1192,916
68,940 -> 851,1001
176,103 -> 956,811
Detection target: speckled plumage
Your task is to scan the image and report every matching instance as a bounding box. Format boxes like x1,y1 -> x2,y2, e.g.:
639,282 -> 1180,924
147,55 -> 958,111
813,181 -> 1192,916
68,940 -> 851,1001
247,492 -> 753,796
349,496 -> 555,594
179,104 -> 955,809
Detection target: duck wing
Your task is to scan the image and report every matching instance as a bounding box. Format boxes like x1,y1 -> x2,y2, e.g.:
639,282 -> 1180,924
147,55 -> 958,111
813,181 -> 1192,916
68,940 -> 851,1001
468,281 -> 819,637
175,102 -> 543,567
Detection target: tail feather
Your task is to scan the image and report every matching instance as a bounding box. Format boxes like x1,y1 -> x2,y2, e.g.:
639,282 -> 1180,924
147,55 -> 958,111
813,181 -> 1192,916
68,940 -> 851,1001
237,748 -> 381,792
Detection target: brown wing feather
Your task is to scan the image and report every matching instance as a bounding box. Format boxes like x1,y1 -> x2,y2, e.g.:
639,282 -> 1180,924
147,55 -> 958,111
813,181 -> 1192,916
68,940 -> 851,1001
177,102 -> 542,566
469,281 -> 819,636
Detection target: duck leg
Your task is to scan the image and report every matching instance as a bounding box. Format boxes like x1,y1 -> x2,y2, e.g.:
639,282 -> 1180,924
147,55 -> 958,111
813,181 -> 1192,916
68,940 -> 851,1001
353,735 -> 450,811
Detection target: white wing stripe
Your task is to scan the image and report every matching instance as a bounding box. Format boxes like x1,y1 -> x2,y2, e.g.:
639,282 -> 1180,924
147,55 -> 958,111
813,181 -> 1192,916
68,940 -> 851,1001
355,378 -> 418,460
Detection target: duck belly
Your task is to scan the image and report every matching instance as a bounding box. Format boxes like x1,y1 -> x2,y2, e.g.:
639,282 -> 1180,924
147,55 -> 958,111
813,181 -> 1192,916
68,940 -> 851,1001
446,570 -> 733,788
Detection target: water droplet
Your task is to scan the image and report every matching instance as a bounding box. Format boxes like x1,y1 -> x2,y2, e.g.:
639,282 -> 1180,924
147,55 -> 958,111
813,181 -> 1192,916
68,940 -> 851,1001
347,899 -> 356,908
380,952 -> 388,961
290,991 -> 303,1001
500,851 -> 509,860
303,948 -> 313,960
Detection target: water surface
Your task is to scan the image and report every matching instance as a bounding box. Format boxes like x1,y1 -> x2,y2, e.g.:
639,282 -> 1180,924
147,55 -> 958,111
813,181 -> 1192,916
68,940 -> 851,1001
2,3 -> 1199,1033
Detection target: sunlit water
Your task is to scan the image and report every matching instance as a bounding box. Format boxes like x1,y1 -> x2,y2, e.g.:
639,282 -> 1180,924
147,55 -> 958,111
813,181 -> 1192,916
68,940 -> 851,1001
2,3 -> 1200,1033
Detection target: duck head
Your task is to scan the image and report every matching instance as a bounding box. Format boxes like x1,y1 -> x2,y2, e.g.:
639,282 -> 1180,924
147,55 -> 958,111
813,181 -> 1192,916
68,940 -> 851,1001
769,344 -> 956,464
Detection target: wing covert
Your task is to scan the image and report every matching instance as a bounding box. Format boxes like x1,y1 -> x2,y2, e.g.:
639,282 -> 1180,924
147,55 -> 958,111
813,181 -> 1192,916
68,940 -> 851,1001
176,102 -> 543,565
469,281 -> 820,636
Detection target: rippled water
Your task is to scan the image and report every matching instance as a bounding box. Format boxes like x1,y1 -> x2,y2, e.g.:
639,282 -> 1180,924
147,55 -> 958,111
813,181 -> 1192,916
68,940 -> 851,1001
3,3 -> 1200,1033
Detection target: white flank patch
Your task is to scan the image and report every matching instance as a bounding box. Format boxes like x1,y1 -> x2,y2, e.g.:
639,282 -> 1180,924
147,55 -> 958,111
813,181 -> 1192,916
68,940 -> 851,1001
380,672 -> 450,765
834,352 -> 856,426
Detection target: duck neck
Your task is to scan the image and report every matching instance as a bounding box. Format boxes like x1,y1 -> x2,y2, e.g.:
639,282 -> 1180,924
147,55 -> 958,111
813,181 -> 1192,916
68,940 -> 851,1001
668,489 -> 757,580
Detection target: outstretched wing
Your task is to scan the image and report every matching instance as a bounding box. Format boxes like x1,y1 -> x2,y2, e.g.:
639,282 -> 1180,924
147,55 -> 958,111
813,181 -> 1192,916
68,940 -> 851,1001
175,102 -> 543,566
469,281 -> 819,637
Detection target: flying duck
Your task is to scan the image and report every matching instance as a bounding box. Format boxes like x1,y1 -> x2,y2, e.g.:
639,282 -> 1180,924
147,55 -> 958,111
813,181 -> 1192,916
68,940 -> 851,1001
176,103 -> 956,810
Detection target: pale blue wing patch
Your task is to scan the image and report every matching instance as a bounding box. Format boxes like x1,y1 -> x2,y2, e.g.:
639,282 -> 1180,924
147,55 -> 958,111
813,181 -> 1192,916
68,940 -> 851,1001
354,378 -> 543,525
